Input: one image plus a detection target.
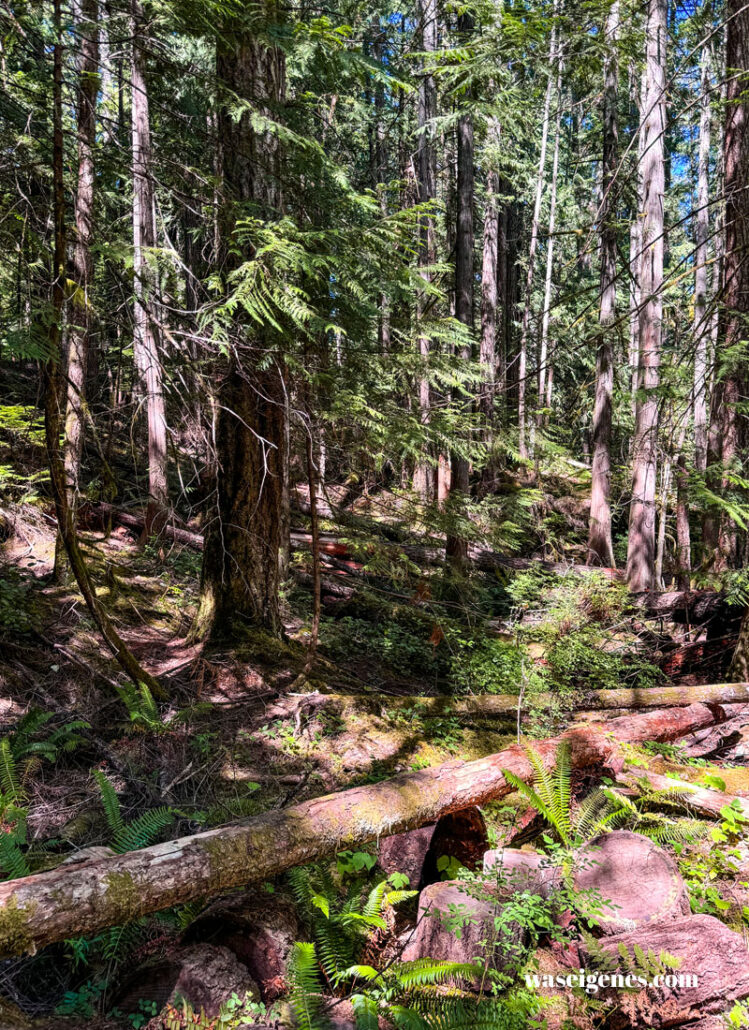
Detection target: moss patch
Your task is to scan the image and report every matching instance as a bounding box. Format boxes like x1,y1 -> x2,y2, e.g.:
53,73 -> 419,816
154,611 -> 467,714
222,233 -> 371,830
104,870 -> 140,919
0,897 -> 38,956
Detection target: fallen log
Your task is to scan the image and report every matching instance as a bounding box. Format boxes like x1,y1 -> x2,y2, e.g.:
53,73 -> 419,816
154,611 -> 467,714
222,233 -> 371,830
614,766 -> 749,820
0,702 -> 723,957
271,683 -> 749,725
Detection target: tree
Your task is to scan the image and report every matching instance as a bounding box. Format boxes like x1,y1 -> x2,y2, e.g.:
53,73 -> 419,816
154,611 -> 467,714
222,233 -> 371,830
711,0 -> 749,570
131,0 -> 169,535
445,9 -> 475,567
413,0 -> 438,501
588,0 -> 619,568
626,0 -> 666,592
193,5 -> 288,641
63,0 -> 99,514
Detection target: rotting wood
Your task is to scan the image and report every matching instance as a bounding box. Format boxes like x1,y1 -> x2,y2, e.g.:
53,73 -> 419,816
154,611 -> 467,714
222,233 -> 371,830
0,702 -> 722,957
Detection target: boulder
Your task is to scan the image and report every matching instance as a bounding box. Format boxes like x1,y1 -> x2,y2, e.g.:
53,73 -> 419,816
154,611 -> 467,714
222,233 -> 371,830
580,913 -> 749,1028
378,807 -> 489,889
379,825 -> 436,888
400,880 -> 526,979
483,848 -> 561,897
573,831 -> 690,934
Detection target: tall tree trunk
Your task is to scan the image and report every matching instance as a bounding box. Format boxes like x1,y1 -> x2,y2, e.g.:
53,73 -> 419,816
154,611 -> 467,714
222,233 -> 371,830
588,0 -> 619,568
44,0 -> 163,699
445,11 -> 474,566
131,0 -> 169,535
675,445 -> 691,590
626,0 -> 666,592
535,58 -> 563,435
479,119 -> 500,435
517,14 -> 557,459
713,0 -> 749,570
693,44 -> 712,475
63,0 -> 98,513
193,12 -> 287,642
702,66 -> 726,561
413,0 -> 437,502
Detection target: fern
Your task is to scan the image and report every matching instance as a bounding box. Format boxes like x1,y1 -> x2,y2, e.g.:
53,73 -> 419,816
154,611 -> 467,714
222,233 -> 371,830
289,941 -> 329,1030
0,825 -> 30,879
501,741 -> 573,846
112,808 -> 176,854
93,770 -> 124,836
94,770 -> 176,853
0,739 -> 20,803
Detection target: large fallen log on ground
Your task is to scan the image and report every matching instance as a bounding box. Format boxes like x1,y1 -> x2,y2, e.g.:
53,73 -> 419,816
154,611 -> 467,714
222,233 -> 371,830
94,504 -> 733,625
0,702 -> 723,957
275,683 -> 749,724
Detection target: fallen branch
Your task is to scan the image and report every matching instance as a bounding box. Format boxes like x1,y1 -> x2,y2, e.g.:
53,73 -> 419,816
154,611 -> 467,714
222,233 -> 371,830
0,702 -> 722,956
268,683 -> 749,724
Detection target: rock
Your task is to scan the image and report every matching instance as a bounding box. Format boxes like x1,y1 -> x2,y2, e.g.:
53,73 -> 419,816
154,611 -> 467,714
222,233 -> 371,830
183,890 -> 299,1000
573,831 -> 690,934
116,944 -> 258,1021
378,807 -> 489,889
400,880 -> 526,979
580,913 -> 749,1028
483,848 -> 561,897
379,825 -> 436,888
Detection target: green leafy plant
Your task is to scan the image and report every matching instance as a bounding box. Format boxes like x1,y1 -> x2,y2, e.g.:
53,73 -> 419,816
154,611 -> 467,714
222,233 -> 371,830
93,769 -> 178,853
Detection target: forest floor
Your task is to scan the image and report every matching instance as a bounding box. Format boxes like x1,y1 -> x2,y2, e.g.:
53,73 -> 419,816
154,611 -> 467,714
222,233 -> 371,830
2,410 -> 749,1027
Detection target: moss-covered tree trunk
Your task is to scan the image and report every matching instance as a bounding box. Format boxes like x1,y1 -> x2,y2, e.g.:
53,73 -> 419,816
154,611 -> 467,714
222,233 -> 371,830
0,702 -> 722,957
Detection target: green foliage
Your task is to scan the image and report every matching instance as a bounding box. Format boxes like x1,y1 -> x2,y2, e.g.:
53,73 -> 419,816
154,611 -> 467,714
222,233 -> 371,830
501,742 -> 574,847
0,571 -> 37,633
448,636 -> 544,696
288,859 -> 415,984
93,769 -> 177,853
0,711 -> 89,881
116,682 -> 209,734
158,991 -> 279,1030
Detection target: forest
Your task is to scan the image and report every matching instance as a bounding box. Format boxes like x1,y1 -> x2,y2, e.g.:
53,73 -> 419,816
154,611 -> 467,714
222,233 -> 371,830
4,0 -> 749,1026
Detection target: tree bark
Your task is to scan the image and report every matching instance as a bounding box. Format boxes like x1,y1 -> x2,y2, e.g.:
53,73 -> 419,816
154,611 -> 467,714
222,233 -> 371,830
675,449 -> 691,589
693,44 -> 712,475
445,10 -> 474,568
626,0 -> 666,592
480,120 -> 500,431
413,0 -> 438,502
713,0 -> 749,570
273,683 -> 749,722
588,0 -> 619,568
518,13 -> 557,459
63,0 -> 98,512
0,703 -> 722,956
193,12 -> 287,642
131,0 -> 169,534
535,64 -> 562,436
44,1 -> 164,701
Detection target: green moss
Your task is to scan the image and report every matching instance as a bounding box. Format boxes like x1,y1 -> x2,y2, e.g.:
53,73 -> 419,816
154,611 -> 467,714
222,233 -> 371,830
0,897 -> 38,956
104,870 -> 140,918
